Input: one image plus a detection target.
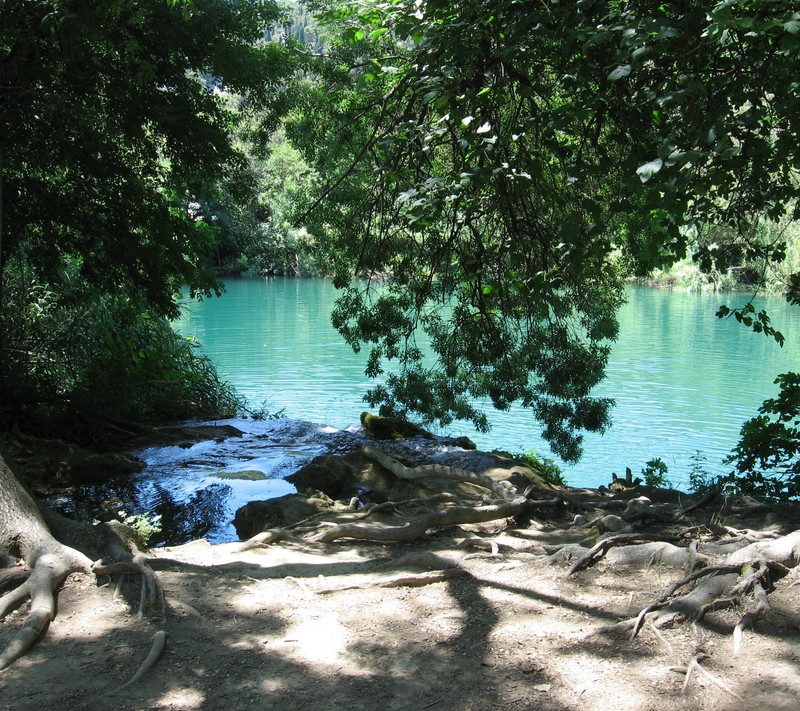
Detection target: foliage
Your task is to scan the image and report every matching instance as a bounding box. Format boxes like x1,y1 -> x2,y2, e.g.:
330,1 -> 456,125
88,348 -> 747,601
515,451 -> 566,488
721,373 -> 800,500
112,510 -> 163,547
641,457 -> 669,488
0,0 -> 289,427
490,448 -> 565,487
201,130 -> 330,277
246,398 -> 287,421
687,451 -> 719,495
0,264 -> 243,427
284,0 -> 800,470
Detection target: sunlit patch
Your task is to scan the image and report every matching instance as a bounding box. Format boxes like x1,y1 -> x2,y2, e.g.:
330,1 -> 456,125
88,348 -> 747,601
282,613 -> 348,665
156,686 -> 206,709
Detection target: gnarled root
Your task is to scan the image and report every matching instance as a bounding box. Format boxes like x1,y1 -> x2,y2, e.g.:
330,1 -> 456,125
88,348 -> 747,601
310,495 -> 530,543
598,530 -> 800,641
362,445 -> 516,499
0,546 -> 93,671
565,533 -> 679,577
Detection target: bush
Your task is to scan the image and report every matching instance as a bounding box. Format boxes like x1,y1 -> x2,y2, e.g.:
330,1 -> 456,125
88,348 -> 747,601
0,268 -> 243,428
641,457 -> 669,488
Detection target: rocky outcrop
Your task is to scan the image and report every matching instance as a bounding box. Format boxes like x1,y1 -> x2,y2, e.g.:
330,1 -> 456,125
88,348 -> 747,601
233,491 -> 336,539
286,449 -> 400,503
234,446 -> 559,540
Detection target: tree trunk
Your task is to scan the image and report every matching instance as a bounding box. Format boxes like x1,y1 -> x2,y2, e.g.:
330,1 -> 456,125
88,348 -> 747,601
0,448 -> 93,670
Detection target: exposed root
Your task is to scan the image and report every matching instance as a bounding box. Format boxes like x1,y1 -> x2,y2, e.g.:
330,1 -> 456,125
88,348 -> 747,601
309,496 -> 529,543
234,528 -> 304,552
565,533 -> 677,577
0,548 -> 93,671
459,536 -> 502,559
0,566 -> 30,594
668,655 -> 743,700
316,567 -> 469,594
602,530 -> 800,641
105,630 -> 168,695
93,554 -> 165,619
362,445 -> 516,499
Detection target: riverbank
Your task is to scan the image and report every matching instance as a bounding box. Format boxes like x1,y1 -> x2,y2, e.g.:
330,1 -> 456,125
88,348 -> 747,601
2,425 -> 799,711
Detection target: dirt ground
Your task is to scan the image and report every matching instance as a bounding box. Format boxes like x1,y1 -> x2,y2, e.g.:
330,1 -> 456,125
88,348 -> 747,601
1,494 -> 799,711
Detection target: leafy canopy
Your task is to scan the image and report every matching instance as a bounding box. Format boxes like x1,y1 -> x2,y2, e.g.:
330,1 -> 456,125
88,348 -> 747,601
0,0 -> 289,424
0,0 -> 288,317
289,0 -> 800,462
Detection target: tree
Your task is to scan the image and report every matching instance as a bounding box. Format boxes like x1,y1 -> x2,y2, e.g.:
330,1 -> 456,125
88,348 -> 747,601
0,0 -> 287,668
288,0 -> 800,469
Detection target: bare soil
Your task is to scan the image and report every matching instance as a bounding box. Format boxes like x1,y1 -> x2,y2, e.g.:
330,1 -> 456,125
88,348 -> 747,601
1,500 -> 799,711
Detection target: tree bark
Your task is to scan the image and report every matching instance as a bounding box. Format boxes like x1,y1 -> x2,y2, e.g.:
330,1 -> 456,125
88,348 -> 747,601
0,448 -> 92,669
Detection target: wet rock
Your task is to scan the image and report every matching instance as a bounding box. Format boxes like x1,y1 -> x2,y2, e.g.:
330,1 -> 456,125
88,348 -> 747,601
233,492 -> 335,539
286,450 -> 399,503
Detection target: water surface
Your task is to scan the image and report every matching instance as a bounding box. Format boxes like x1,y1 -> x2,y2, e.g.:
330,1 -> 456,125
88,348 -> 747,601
175,279 -> 799,490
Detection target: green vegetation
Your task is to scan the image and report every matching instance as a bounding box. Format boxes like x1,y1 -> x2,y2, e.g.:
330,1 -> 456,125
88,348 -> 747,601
274,0 -> 800,477
506,451 -> 566,488
1,0 -> 799,497
641,458 -> 670,489
0,0 -> 289,429
110,510 -> 163,548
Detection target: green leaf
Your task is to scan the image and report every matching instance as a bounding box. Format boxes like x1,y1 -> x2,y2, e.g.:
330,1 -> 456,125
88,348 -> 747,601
608,64 -> 631,81
636,158 -> 664,183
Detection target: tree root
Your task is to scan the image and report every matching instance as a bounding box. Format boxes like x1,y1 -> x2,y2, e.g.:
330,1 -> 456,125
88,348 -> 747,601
93,551 -> 165,619
0,566 -> 30,594
316,567 -> 469,594
595,530 -> 800,641
0,546 -> 93,671
362,445 -> 516,499
234,528 -> 305,552
309,496 -> 529,543
565,533 -> 678,576
668,655 -> 743,700
105,630 -> 168,695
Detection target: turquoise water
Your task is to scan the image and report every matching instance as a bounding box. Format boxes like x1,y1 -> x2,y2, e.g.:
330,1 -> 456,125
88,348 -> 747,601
175,278 -> 800,490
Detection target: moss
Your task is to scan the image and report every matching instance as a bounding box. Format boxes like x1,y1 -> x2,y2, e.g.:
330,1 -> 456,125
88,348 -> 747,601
360,411 -> 433,441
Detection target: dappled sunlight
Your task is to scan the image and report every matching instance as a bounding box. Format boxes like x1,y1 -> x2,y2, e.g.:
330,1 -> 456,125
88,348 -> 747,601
281,612 -> 349,665
155,686 -> 206,709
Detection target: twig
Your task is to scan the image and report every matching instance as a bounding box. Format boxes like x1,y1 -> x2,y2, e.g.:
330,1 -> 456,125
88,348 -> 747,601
285,576 -> 315,596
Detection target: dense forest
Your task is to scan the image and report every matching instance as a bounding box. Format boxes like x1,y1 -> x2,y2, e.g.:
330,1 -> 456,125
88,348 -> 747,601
1,0 -> 800,676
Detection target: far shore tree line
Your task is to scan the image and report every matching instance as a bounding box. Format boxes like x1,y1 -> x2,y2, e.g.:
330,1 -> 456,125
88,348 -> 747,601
2,0 -> 800,500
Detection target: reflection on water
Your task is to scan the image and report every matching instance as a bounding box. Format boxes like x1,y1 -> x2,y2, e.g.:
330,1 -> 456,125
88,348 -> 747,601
175,279 -> 800,490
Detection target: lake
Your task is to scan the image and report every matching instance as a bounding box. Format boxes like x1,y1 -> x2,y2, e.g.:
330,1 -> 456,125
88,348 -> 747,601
174,278 -> 799,491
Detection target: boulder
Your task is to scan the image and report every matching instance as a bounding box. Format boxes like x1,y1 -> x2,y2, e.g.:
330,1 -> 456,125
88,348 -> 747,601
233,491 -> 335,540
286,449 -> 400,503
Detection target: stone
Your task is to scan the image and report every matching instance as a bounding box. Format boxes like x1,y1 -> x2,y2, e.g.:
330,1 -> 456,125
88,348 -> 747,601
233,492 -> 334,539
